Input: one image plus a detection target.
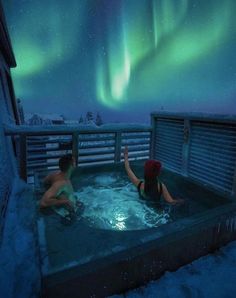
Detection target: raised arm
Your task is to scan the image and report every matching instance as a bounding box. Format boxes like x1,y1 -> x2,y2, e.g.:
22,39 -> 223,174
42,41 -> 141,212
40,182 -> 72,208
124,146 -> 140,187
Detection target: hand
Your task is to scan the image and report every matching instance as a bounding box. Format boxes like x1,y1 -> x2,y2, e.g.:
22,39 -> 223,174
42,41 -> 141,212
124,146 -> 129,159
63,199 -> 75,210
173,198 -> 185,205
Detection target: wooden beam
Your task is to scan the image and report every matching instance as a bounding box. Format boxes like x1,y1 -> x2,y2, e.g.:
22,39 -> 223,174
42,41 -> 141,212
72,132 -> 79,166
19,134 -> 27,181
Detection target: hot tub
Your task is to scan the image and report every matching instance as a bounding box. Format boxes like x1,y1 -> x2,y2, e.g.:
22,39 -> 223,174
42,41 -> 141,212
37,161 -> 236,297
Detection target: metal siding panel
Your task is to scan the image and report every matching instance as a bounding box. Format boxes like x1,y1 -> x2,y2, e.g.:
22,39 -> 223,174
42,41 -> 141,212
154,118 -> 184,173
189,121 -> 236,195
153,117 -> 236,196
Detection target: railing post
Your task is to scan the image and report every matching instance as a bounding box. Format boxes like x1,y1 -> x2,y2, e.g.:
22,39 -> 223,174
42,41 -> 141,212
72,132 -> 79,166
150,114 -> 156,159
181,119 -> 191,177
19,134 -> 27,181
114,132 -> 122,163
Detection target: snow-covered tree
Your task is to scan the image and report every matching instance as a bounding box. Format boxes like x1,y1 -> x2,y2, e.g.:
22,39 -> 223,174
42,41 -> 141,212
85,111 -> 93,123
28,114 -> 43,125
95,112 -> 103,126
79,115 -> 84,124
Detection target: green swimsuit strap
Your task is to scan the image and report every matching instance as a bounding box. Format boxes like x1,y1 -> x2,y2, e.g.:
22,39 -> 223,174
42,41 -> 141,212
137,180 -> 144,196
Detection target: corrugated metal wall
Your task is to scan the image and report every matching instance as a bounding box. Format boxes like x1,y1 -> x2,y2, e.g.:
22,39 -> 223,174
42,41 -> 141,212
189,121 -> 236,195
154,118 -> 184,174
152,115 -> 236,198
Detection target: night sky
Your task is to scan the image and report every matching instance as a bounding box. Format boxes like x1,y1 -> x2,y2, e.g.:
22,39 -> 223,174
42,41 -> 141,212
3,0 -> 236,123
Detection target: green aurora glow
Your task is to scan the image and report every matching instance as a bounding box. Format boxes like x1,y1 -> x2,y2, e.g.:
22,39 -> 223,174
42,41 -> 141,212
3,0 -> 236,121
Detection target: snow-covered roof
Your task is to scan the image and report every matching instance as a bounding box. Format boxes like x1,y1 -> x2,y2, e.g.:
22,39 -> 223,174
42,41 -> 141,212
25,113 -> 64,121
64,120 -> 79,125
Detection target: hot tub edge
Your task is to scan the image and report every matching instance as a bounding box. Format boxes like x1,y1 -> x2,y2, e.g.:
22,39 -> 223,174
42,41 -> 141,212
42,202 -> 236,298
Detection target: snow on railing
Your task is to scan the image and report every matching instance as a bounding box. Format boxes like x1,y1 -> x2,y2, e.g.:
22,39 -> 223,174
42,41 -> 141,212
4,124 -> 152,182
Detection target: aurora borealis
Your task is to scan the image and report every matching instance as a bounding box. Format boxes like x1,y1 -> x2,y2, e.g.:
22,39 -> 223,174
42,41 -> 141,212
3,0 -> 236,122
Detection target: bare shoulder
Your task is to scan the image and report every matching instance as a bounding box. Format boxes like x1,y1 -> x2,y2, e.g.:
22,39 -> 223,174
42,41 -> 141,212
44,171 -> 59,182
51,180 -> 68,191
47,171 -> 58,178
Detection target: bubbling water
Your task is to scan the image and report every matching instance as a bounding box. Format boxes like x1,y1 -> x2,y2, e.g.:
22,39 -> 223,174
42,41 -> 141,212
75,174 -> 170,231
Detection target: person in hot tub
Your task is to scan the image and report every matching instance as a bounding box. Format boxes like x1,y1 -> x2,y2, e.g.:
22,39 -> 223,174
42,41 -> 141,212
124,146 -> 183,205
40,154 -> 83,215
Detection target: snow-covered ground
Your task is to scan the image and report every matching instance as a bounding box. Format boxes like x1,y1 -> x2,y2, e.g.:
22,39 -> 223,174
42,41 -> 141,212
112,240 -> 236,298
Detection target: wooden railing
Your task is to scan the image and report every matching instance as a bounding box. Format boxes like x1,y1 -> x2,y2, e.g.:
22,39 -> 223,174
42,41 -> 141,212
4,113 -> 236,199
4,124 -> 152,182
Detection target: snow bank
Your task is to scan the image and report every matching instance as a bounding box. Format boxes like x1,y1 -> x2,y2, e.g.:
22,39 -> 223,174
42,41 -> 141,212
0,179 -> 41,298
112,240 -> 236,298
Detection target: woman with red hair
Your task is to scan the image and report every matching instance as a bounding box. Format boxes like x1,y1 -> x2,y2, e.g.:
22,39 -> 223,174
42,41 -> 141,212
124,147 -> 183,205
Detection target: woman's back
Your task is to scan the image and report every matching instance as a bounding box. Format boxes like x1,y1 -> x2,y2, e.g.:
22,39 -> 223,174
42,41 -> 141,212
137,180 -> 163,202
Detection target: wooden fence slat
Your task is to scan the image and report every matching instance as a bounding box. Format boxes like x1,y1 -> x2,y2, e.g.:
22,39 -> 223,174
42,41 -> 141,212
4,126 -> 152,181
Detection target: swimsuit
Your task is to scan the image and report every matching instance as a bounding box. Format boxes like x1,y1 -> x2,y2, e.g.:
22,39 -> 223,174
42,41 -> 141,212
137,180 -> 163,202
